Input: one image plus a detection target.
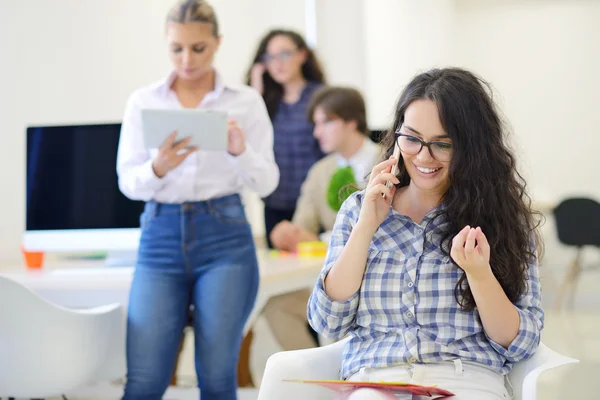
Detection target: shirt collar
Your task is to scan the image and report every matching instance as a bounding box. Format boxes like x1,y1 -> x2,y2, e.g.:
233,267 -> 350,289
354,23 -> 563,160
388,194 -> 447,228
157,69 -> 234,99
336,136 -> 377,168
336,137 -> 380,186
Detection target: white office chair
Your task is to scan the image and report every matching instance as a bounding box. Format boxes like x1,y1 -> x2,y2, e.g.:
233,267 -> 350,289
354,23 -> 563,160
258,337 -> 579,400
0,275 -> 126,399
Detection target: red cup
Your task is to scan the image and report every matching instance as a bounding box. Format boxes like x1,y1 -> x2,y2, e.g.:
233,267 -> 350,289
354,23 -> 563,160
21,246 -> 44,269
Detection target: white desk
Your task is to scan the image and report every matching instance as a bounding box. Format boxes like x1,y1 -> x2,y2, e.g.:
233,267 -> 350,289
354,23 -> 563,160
0,249 -> 324,333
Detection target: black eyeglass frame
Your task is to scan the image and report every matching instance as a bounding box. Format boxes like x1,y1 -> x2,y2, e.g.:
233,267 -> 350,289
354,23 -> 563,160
394,131 -> 453,162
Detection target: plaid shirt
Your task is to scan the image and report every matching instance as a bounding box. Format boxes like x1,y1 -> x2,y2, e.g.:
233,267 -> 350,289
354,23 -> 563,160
263,81 -> 325,210
308,191 -> 544,380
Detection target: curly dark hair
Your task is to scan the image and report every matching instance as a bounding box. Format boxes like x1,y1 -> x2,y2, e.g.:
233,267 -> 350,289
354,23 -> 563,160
245,29 -> 326,119
380,67 -> 543,311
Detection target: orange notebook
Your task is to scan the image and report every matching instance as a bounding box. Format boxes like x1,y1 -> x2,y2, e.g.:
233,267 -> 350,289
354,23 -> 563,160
284,379 -> 455,398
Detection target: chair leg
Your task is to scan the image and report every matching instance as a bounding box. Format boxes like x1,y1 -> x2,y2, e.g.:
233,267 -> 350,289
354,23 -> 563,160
170,330 -> 187,386
567,255 -> 583,309
237,328 -> 255,387
554,248 -> 582,310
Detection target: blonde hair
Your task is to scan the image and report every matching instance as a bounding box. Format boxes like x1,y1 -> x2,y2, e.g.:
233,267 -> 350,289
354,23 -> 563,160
167,0 -> 219,37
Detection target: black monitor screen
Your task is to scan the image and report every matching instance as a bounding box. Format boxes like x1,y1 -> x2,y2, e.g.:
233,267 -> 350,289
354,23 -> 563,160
26,123 -> 146,231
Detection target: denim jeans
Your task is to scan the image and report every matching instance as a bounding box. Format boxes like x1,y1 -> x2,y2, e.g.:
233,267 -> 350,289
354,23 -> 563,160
122,194 -> 259,400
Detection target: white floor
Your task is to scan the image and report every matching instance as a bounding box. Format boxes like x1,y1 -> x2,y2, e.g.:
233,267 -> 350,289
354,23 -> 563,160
56,225 -> 598,399
58,385 -> 259,400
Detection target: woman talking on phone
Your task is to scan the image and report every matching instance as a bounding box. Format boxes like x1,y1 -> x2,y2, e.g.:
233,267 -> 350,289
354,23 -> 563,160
308,68 -> 544,399
246,29 -> 326,247
116,1 -> 278,399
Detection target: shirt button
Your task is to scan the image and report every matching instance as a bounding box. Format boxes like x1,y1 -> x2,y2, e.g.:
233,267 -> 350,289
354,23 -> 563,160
406,311 -> 413,318
443,257 -> 450,263
408,282 -> 414,288
408,357 -> 417,363
416,228 -> 423,234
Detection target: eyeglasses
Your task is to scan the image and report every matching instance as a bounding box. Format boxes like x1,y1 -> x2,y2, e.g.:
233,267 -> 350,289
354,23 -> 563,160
396,132 -> 453,162
261,49 -> 297,64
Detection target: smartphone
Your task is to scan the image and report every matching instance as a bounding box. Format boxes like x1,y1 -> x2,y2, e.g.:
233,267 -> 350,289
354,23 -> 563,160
382,141 -> 401,198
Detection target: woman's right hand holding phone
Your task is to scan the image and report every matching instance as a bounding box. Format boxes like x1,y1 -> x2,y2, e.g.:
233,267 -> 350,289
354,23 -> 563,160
357,156 -> 399,233
323,156 -> 399,302
250,63 -> 266,95
151,131 -> 197,178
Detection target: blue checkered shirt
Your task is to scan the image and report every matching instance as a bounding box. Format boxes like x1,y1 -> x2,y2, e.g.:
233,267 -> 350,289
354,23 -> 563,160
263,81 -> 325,210
308,191 -> 544,380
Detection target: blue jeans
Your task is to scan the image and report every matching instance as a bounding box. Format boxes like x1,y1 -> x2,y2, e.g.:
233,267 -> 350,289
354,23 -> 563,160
122,194 -> 259,400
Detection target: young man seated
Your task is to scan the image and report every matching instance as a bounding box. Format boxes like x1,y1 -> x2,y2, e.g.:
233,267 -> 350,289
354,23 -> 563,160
270,86 -> 382,251
262,86 -> 382,350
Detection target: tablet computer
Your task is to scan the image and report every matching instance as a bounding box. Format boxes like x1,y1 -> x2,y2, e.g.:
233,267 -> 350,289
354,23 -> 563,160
141,108 -> 228,150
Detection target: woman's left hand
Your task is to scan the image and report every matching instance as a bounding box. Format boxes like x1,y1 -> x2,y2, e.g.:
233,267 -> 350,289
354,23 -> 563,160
227,119 -> 246,156
451,226 -> 492,280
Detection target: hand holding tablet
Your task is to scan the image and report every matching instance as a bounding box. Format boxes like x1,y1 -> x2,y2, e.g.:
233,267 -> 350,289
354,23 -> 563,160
150,132 -> 197,178
226,119 -> 247,156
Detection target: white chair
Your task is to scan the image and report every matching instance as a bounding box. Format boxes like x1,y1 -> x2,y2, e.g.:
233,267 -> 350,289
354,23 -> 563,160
0,275 -> 126,398
258,337 -> 578,400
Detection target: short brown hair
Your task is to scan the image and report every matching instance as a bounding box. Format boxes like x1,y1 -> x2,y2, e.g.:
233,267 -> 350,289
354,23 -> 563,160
307,86 -> 368,135
167,0 -> 219,37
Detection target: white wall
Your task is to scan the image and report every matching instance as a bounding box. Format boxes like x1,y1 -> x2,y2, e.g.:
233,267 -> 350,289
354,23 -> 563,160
315,0 -> 366,92
362,0 -> 458,130
0,0 -> 305,266
315,0 -> 457,129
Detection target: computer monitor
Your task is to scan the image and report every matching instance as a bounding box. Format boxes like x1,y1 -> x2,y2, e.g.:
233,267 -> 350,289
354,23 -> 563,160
22,122 -> 145,264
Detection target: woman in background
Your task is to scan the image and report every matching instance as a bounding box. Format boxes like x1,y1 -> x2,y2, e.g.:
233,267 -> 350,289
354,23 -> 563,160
116,1 -> 278,399
246,29 -> 326,247
308,68 -> 544,399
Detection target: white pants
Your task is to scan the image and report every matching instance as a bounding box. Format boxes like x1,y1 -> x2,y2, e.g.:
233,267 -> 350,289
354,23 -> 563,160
341,360 -> 511,400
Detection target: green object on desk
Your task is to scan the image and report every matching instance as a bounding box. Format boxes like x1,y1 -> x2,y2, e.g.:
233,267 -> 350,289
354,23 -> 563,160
82,252 -> 108,260
61,252 -> 108,260
327,166 -> 358,211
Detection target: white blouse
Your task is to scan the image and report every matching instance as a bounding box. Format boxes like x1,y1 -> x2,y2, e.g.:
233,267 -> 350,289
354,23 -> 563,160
116,71 -> 279,203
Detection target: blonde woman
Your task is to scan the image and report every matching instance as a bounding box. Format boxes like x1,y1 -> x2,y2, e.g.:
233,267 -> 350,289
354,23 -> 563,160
116,1 -> 279,399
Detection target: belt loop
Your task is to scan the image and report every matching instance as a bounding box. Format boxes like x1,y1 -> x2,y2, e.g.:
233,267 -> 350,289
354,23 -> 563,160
153,202 -> 161,218
453,359 -> 463,376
